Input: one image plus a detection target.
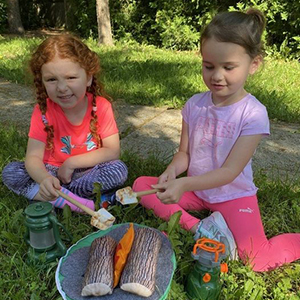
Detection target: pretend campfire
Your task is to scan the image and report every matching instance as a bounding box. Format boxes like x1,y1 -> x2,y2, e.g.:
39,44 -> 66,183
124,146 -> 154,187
55,223 -> 176,300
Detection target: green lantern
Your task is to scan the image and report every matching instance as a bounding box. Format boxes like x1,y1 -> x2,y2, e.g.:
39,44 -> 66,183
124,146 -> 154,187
24,202 -> 72,264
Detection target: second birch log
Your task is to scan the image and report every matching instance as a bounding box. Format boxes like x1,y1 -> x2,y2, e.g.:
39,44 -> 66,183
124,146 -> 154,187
120,227 -> 162,297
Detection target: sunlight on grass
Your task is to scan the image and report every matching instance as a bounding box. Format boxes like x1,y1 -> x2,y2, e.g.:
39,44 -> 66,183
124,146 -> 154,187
0,37 -> 299,122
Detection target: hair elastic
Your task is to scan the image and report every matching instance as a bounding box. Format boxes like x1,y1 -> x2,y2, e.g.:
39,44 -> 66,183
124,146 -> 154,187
42,115 -> 48,125
92,106 -> 97,112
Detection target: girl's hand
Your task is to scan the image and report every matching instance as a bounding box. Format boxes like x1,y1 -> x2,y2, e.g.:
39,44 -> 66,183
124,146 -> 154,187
57,161 -> 75,184
39,176 -> 61,201
158,166 -> 176,184
151,177 -> 186,204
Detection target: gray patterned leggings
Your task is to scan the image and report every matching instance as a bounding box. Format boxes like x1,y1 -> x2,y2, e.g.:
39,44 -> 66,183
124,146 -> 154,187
2,160 -> 128,200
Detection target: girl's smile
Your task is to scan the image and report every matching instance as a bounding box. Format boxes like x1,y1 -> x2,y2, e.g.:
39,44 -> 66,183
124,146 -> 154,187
212,84 -> 226,90
201,38 -> 260,106
58,94 -> 74,100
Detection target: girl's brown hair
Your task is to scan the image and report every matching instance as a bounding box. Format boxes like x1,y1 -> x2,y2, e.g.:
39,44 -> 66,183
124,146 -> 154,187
29,34 -> 107,150
200,9 -> 266,59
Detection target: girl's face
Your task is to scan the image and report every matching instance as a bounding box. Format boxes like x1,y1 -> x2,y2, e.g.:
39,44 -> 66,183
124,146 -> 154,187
41,55 -> 92,113
201,37 -> 260,106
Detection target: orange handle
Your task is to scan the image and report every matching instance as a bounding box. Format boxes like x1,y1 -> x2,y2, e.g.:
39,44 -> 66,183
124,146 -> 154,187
220,263 -> 228,273
193,237 -> 225,262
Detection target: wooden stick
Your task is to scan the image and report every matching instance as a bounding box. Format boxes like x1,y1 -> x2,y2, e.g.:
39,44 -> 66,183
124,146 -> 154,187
57,190 -> 95,216
135,188 -> 161,197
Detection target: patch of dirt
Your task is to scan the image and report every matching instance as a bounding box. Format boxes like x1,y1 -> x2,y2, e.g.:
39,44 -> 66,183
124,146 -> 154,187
253,121 -> 300,179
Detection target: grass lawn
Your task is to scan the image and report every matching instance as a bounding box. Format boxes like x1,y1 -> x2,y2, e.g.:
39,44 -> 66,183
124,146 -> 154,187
0,36 -> 300,299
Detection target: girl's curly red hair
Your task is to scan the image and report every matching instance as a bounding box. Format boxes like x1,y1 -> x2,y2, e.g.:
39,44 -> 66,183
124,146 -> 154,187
29,34 -> 107,150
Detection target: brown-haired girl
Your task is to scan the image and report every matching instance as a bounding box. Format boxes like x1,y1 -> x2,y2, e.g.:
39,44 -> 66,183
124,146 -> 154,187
2,34 -> 128,212
133,9 -> 300,271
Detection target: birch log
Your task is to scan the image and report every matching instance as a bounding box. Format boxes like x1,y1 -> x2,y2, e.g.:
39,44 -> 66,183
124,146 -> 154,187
81,236 -> 117,296
120,228 -> 162,297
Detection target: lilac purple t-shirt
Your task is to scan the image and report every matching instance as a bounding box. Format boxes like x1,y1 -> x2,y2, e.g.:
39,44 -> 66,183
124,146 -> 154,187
182,91 -> 270,203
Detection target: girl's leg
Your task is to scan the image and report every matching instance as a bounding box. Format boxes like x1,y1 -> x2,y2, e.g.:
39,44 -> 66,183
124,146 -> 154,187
133,176 -> 207,230
66,160 -> 128,198
208,195 -> 300,272
2,162 -> 94,213
2,161 -> 39,199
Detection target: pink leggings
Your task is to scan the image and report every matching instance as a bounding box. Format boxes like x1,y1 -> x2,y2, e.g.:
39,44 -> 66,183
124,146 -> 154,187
133,176 -> 300,272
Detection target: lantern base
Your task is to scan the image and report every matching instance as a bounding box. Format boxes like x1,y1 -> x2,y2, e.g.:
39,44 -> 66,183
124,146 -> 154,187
27,245 -> 67,265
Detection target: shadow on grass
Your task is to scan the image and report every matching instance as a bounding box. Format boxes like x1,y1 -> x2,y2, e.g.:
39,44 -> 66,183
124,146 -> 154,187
247,82 -> 300,123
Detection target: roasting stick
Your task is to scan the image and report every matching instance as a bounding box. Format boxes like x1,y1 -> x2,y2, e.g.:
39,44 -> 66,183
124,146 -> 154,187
135,188 -> 161,197
115,187 -> 162,205
57,190 -> 95,216
56,190 -> 115,230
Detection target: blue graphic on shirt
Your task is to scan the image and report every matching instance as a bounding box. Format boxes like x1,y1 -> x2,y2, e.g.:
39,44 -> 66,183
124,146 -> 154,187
61,136 -> 73,154
85,133 -> 97,151
60,133 -> 96,155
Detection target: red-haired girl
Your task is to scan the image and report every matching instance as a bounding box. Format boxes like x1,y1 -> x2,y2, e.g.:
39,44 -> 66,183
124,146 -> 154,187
2,34 -> 128,212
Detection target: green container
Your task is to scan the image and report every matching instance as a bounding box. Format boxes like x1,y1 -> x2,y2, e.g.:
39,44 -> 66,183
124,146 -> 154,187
185,238 -> 228,300
186,262 -> 222,300
24,202 -> 72,264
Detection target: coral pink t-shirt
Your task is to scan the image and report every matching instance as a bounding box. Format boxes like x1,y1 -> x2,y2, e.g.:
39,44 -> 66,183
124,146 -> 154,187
28,93 -> 118,166
182,92 -> 270,203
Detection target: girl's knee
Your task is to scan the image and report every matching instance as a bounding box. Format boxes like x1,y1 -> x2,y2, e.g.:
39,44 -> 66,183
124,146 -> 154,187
133,176 -> 147,188
115,160 -> 128,184
133,176 -> 157,191
2,161 -> 24,186
107,160 -> 128,186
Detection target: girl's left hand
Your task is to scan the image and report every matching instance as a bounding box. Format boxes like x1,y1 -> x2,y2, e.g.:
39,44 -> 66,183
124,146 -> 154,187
57,163 -> 74,184
151,178 -> 186,204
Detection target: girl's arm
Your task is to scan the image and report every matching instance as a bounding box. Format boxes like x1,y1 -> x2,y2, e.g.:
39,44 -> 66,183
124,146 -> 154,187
58,133 -> 120,183
25,138 -> 61,199
158,120 -> 190,183
153,134 -> 263,203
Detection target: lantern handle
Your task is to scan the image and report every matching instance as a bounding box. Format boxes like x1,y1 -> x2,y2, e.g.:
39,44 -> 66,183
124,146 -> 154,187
49,214 -> 73,242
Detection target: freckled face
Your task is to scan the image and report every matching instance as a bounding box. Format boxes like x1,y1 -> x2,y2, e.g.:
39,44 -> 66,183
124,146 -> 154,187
201,38 -> 259,106
41,55 -> 92,112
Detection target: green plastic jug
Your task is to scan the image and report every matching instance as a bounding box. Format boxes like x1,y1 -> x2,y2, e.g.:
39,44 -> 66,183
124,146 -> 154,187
185,238 -> 228,300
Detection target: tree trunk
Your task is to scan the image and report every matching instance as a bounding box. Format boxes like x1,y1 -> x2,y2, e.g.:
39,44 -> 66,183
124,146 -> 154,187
120,228 -> 162,297
81,236 -> 117,296
96,0 -> 113,46
7,0 -> 25,34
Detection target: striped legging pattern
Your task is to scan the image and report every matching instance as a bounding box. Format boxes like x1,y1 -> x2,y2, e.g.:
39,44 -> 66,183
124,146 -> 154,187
2,160 -> 128,200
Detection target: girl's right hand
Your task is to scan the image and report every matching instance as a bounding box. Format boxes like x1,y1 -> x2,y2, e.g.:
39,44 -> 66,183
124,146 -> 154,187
39,176 -> 61,201
152,177 -> 186,204
158,166 -> 176,184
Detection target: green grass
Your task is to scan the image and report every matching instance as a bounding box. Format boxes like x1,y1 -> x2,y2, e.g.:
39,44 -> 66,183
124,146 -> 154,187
0,36 -> 299,122
1,126 -> 300,300
0,36 -> 300,299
